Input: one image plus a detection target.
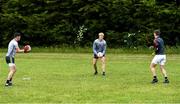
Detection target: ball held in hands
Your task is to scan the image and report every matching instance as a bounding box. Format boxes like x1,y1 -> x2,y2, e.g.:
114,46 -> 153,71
24,45 -> 31,53
97,52 -> 103,57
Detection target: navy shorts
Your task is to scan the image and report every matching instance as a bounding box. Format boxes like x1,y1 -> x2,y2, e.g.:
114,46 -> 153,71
6,56 -> 15,64
94,54 -> 105,59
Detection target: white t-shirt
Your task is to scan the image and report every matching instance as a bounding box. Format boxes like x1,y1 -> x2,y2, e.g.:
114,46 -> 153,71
6,39 -> 18,57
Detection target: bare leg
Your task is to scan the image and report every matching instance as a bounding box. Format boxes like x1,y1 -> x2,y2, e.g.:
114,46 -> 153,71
101,57 -> 106,73
160,65 -> 169,83
6,65 -> 16,85
160,65 -> 167,77
93,58 -> 98,75
150,63 -> 158,83
7,65 -> 16,80
150,63 -> 157,77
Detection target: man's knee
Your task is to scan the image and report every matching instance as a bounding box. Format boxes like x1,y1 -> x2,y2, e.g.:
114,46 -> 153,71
150,63 -> 156,69
93,58 -> 97,64
10,67 -> 16,73
11,69 -> 16,73
101,57 -> 105,62
160,65 -> 165,70
93,62 -> 97,65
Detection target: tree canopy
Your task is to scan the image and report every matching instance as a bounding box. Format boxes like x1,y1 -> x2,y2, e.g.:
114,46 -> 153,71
0,0 -> 180,48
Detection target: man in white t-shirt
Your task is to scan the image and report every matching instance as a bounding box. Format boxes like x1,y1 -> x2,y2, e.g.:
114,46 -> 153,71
5,32 -> 30,86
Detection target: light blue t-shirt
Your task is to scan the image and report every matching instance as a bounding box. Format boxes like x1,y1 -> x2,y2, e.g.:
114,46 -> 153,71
6,39 -> 18,57
93,39 -> 106,55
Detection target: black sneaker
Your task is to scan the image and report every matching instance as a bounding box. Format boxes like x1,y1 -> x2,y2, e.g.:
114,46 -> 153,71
102,72 -> 105,76
9,82 -> 12,86
5,83 -> 12,87
94,71 -> 98,75
163,79 -> 169,83
151,78 -> 158,84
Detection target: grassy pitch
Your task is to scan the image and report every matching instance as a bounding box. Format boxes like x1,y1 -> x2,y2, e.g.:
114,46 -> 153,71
0,53 -> 179,103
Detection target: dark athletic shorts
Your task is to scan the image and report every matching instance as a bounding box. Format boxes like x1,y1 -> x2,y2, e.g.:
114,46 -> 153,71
94,54 -> 105,59
6,56 -> 15,64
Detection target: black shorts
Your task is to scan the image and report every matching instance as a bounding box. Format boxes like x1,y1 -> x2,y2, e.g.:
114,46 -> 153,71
6,56 -> 15,64
94,54 -> 105,59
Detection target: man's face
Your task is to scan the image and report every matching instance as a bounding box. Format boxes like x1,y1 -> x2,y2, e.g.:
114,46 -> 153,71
154,33 -> 157,38
16,36 -> 21,41
99,33 -> 104,40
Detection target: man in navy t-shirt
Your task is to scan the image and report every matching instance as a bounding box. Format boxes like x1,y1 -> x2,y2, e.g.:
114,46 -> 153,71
150,30 -> 169,84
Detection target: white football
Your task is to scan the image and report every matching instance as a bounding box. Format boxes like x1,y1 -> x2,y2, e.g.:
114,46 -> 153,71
97,52 -> 103,57
26,45 -> 31,51
24,45 -> 31,52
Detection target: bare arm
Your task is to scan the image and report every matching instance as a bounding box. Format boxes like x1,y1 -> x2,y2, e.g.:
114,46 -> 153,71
93,41 -> 98,55
16,47 -> 24,53
102,41 -> 106,55
153,39 -> 158,50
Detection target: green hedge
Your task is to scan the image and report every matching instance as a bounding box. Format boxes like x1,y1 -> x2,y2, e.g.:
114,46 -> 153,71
0,0 -> 180,48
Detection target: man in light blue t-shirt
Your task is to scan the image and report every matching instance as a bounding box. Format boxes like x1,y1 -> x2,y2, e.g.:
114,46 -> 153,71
93,32 -> 107,76
5,33 -> 30,86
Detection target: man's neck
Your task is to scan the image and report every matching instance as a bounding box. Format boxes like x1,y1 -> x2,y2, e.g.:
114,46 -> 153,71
98,39 -> 103,41
14,38 -> 18,42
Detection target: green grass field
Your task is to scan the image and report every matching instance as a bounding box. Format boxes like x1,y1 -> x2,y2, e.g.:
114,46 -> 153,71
0,53 -> 180,103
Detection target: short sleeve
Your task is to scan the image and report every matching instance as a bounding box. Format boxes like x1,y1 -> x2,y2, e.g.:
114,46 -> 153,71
14,41 -> 19,48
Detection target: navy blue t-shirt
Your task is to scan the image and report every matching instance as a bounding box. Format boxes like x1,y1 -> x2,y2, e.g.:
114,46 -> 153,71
154,37 -> 165,55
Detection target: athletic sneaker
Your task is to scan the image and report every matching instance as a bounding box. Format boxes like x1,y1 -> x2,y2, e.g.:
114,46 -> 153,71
163,79 -> 169,83
151,78 -> 158,84
5,83 -> 12,87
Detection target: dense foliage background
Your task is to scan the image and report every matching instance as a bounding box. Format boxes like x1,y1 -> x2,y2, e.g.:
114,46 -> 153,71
0,0 -> 180,48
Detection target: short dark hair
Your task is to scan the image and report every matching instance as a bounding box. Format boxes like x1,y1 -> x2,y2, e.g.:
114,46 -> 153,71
14,32 -> 21,37
154,30 -> 161,36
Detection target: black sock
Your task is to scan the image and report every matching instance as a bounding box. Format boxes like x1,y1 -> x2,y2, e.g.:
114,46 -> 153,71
94,64 -> 97,72
6,80 -> 10,83
153,76 -> 157,79
10,78 -> 12,82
